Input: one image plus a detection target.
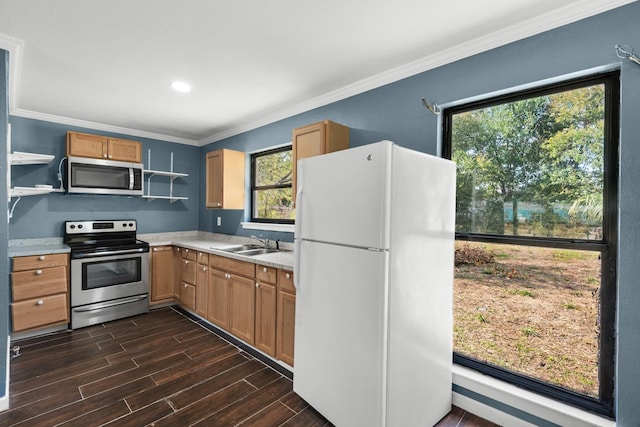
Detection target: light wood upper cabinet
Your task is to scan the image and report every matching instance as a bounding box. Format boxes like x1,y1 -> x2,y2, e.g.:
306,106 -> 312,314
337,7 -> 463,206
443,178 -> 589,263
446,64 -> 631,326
206,149 -> 245,209
292,120 -> 349,204
150,246 -> 174,304
67,131 -> 142,163
11,253 -> 69,332
107,138 -> 142,163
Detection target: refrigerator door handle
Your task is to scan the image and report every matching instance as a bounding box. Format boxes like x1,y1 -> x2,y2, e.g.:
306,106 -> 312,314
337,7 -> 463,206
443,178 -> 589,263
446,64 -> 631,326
294,161 -> 303,290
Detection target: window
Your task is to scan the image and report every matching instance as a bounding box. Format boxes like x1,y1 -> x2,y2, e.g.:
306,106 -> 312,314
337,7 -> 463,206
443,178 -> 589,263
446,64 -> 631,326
443,72 -> 618,417
250,146 -> 294,223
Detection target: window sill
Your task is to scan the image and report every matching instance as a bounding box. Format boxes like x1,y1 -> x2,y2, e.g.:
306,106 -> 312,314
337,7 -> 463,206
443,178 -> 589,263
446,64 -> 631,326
452,364 -> 614,426
241,222 -> 295,233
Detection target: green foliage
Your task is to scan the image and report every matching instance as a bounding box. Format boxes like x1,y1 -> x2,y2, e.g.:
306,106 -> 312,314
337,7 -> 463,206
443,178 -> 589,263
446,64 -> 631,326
253,149 -> 294,220
451,84 -> 605,239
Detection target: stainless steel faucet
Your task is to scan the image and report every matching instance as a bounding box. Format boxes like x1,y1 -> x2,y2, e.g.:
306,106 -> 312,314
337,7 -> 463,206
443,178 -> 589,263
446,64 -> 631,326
250,235 -> 270,248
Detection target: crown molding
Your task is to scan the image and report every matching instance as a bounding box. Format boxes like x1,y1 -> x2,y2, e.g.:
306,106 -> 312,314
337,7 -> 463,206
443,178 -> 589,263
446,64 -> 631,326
199,0 -> 636,145
12,108 -> 199,146
3,0 -> 636,147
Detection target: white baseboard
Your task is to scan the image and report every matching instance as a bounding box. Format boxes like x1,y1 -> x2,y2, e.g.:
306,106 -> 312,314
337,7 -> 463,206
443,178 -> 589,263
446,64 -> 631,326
0,336 -> 9,412
453,365 -> 615,427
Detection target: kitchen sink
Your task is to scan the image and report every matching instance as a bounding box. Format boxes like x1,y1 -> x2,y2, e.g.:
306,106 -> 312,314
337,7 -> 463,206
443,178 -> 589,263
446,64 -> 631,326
215,244 -> 263,253
235,248 -> 279,256
214,245 -> 279,256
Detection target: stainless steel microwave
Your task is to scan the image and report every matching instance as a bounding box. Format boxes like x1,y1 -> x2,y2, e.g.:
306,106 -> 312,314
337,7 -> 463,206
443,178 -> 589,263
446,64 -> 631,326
67,156 -> 144,196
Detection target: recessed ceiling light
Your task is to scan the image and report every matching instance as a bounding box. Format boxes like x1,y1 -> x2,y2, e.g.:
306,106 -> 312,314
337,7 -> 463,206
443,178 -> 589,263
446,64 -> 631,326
171,81 -> 191,93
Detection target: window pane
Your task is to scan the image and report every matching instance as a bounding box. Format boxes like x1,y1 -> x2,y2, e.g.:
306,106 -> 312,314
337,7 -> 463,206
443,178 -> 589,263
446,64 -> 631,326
255,150 -> 292,187
451,85 -> 605,240
453,242 -> 601,397
253,188 -> 294,220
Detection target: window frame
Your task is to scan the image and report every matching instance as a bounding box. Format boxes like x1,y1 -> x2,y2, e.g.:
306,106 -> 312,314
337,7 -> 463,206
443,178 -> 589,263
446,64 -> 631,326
442,71 -> 619,417
250,145 -> 294,224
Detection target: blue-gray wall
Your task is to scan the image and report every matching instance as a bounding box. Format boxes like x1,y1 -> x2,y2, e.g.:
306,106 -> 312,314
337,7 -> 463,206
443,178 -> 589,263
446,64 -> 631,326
1,49 -> 9,403
8,117 -> 199,238
2,2 -> 639,423
198,3 -> 640,423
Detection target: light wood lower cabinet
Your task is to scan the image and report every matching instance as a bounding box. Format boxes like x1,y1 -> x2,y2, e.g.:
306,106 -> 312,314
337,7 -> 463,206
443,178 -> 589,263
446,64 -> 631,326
207,255 -> 256,345
277,269 -> 296,366
255,283 -> 277,355
180,282 -> 196,312
196,253 -> 209,318
255,267 -> 277,357
11,253 -> 69,332
229,274 -> 255,344
208,267 -> 231,329
152,246 -> 295,366
172,247 -> 183,301
150,246 -> 175,304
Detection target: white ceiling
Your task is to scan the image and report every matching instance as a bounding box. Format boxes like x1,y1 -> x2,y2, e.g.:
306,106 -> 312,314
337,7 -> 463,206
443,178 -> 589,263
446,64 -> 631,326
0,0 -> 635,146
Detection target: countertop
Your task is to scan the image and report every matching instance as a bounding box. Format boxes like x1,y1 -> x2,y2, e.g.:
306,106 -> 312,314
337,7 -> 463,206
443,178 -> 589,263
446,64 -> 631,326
9,231 -> 295,270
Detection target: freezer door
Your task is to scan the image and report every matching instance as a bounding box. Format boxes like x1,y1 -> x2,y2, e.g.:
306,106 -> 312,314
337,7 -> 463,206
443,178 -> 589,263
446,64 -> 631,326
295,141 -> 392,250
293,240 -> 388,427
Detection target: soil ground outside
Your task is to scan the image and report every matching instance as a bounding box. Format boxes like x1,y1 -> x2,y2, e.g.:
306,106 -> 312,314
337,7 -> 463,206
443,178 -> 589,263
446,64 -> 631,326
453,242 -> 600,398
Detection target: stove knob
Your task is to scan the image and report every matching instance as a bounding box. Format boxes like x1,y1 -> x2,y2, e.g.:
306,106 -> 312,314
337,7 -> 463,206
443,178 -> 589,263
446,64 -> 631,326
122,223 -> 127,227
129,223 -> 134,227
69,224 -> 75,229
78,224 -> 83,229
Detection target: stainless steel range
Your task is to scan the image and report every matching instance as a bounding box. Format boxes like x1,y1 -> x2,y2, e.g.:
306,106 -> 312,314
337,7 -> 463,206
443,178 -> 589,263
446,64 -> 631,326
64,219 -> 150,329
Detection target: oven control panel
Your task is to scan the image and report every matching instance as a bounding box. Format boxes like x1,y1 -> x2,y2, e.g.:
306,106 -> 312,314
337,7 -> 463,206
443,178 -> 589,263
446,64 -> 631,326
65,220 -> 137,234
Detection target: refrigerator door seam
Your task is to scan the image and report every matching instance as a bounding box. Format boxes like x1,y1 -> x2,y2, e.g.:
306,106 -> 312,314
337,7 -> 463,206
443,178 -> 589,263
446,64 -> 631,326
298,238 -> 388,252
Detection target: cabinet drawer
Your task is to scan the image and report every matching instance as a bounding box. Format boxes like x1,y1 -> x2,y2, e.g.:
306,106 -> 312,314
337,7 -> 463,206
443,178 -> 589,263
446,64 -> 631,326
12,293 -> 69,332
13,253 -> 68,272
181,259 -> 197,284
182,248 -> 197,261
209,255 -> 255,278
197,251 -> 209,265
278,269 -> 295,293
11,266 -> 68,301
256,264 -> 277,285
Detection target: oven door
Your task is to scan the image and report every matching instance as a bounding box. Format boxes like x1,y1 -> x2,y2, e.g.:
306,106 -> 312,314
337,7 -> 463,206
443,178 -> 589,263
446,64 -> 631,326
70,251 -> 149,307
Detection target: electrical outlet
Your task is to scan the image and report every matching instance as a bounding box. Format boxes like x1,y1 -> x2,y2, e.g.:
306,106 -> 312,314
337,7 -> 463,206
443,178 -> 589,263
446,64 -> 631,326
217,217 -> 221,226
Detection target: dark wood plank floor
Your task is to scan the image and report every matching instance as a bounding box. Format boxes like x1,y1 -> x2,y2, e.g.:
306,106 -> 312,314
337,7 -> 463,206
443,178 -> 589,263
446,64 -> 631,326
3,307 -> 499,426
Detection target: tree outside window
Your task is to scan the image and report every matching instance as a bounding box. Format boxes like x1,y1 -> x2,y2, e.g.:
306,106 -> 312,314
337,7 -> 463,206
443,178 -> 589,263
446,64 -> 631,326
251,146 -> 294,222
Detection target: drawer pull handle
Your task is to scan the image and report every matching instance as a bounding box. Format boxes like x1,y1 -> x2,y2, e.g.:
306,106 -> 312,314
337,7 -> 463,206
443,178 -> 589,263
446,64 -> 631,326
36,300 -> 44,306
256,282 -> 259,288
263,267 -> 267,273
35,270 -> 43,275
38,255 -> 45,261
286,273 -> 291,279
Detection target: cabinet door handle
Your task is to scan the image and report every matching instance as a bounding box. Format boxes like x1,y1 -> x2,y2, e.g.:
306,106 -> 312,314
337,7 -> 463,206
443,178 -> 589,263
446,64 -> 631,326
35,270 -> 43,275
153,248 -> 158,252
36,300 -> 44,306
286,273 -> 291,279
38,255 -> 45,261
262,267 -> 268,273
217,203 -> 221,207
255,282 -> 259,288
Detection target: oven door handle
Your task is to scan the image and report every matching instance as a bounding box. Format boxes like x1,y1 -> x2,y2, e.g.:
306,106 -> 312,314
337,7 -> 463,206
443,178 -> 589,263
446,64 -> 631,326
72,295 -> 148,313
72,248 -> 147,258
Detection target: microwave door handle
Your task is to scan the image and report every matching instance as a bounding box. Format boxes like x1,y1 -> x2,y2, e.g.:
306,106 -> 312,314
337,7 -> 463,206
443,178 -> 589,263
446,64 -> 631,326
129,168 -> 134,190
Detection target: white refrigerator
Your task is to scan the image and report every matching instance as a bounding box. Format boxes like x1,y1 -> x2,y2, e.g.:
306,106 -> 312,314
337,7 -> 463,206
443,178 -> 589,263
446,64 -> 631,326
293,140 -> 456,427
